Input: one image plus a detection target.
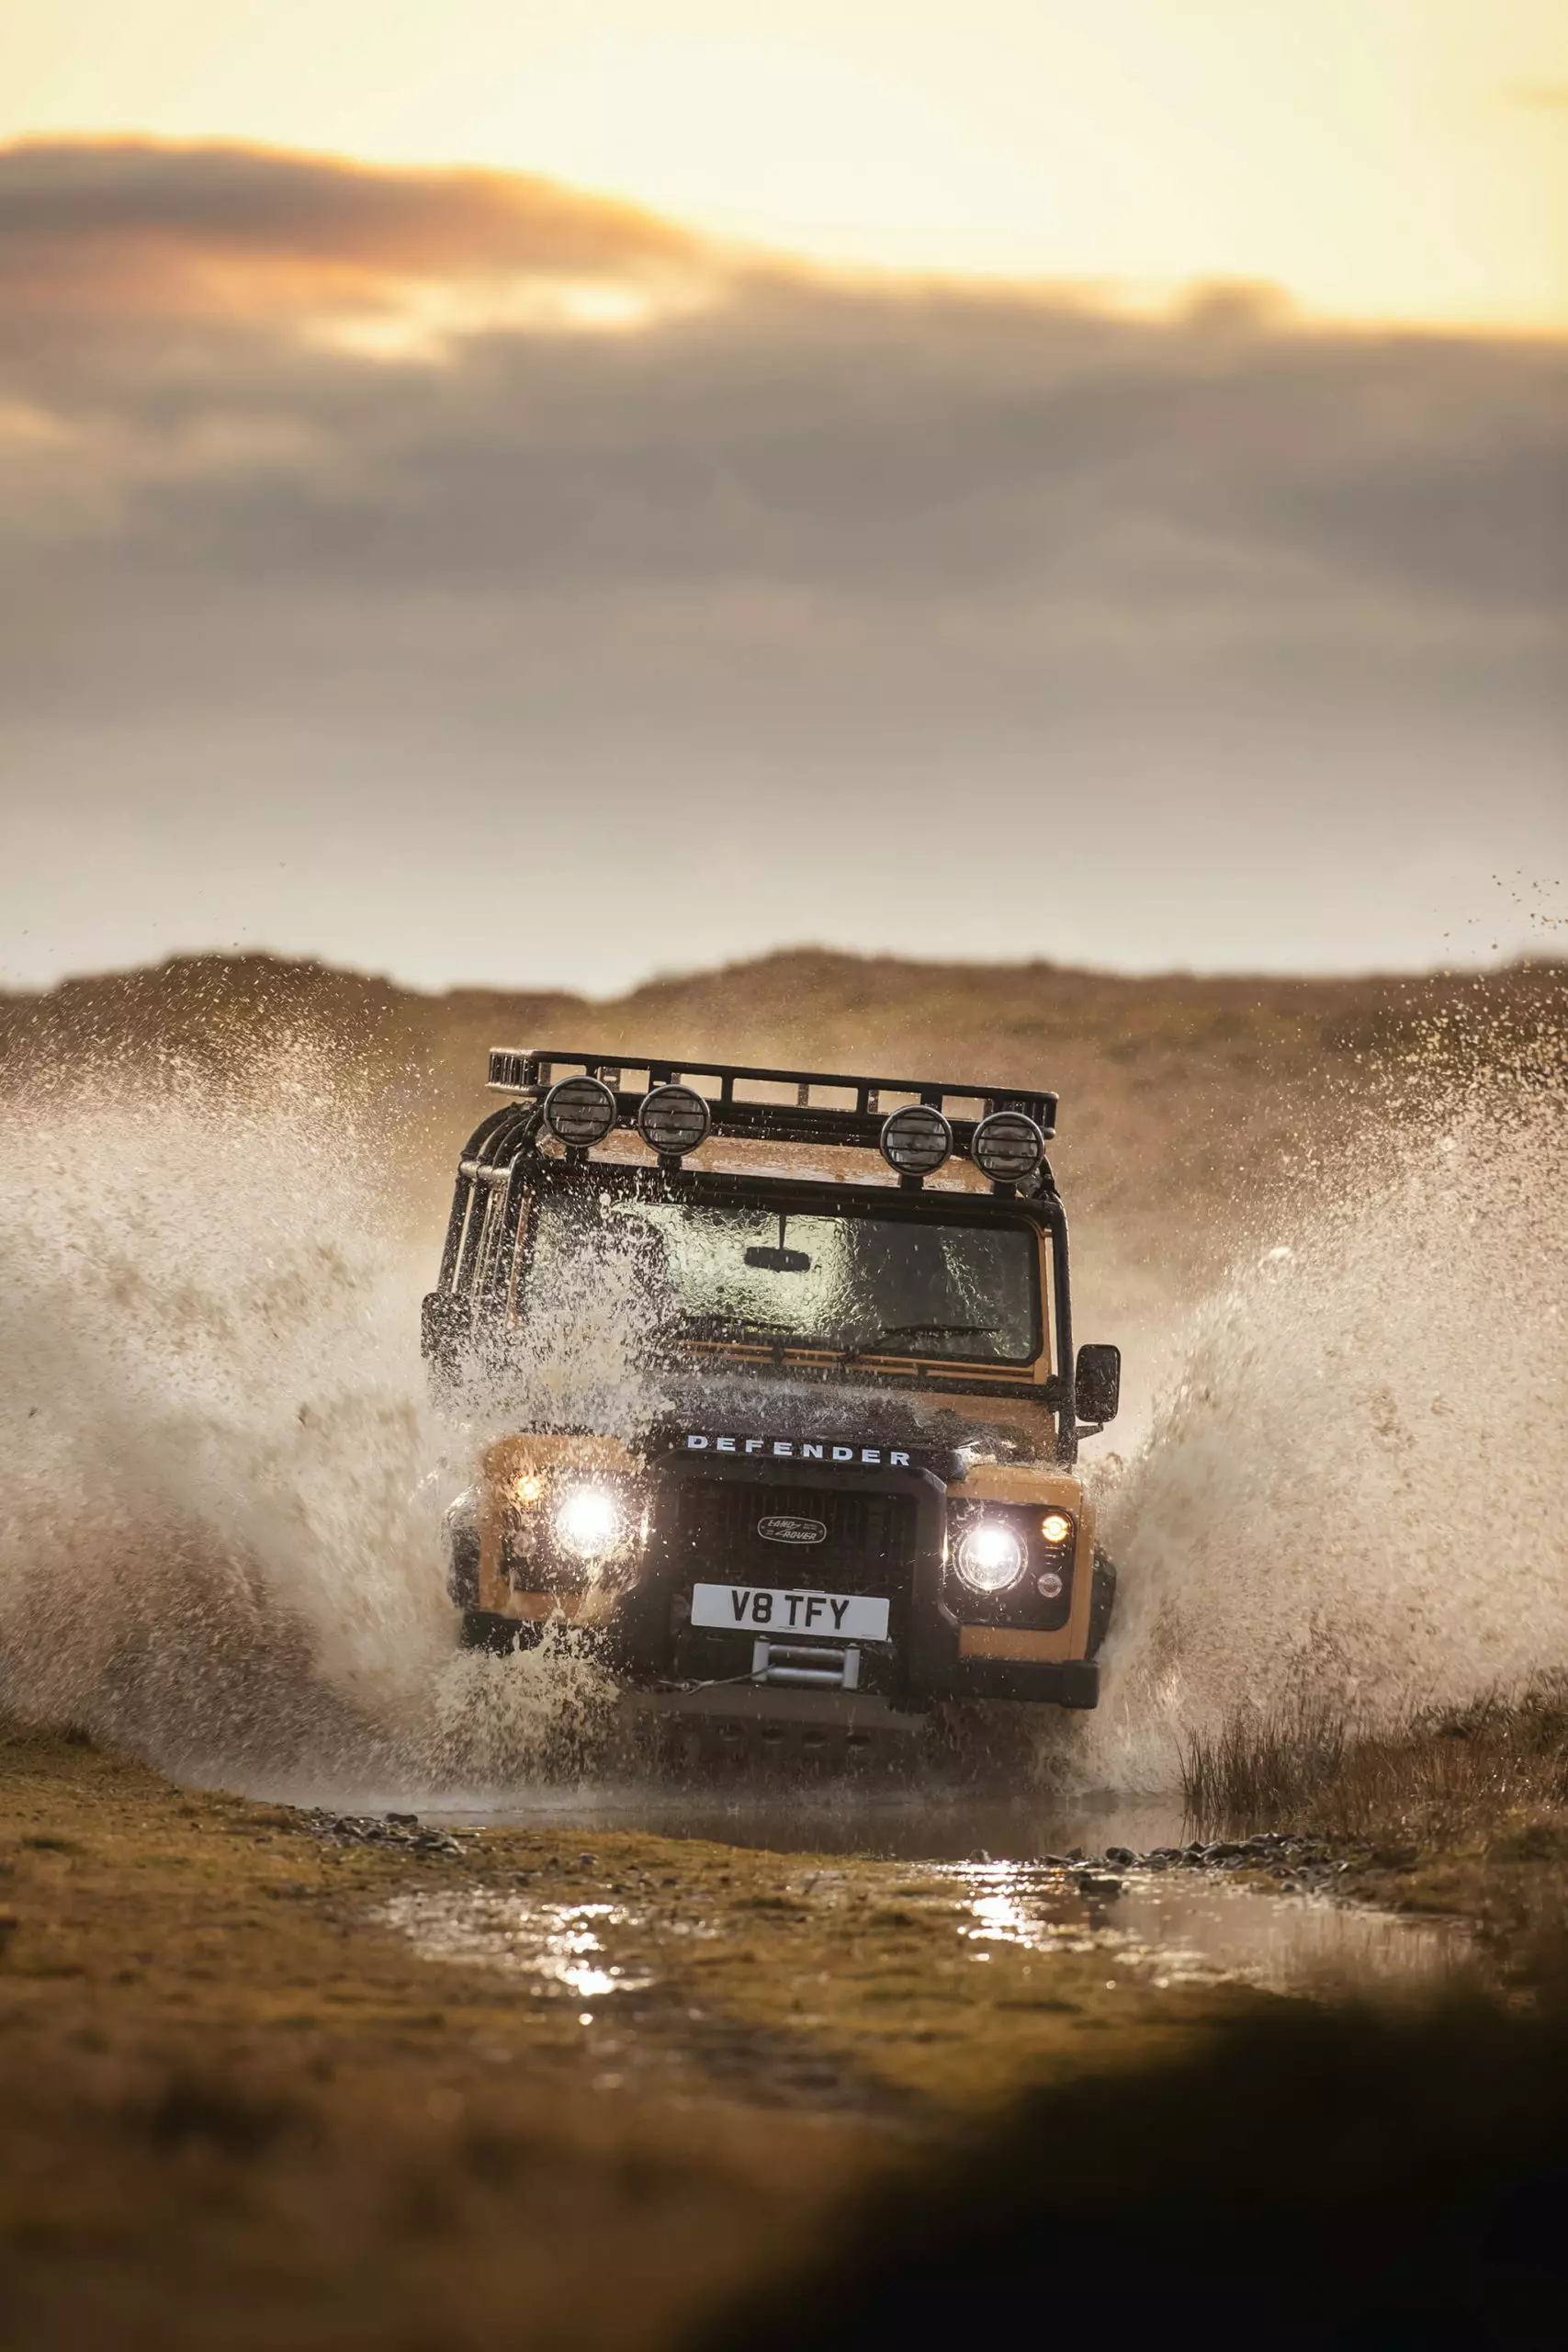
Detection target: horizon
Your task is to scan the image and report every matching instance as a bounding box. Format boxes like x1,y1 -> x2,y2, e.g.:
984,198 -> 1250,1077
7,936 -> 1565,1010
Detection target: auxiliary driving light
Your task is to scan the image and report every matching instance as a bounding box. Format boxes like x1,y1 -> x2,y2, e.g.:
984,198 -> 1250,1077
553,1484 -> 623,1560
972,1110 -> 1046,1182
1040,1511 -> 1074,1546
879,1103 -> 953,1177
543,1075 -> 618,1148
637,1083 -> 712,1159
954,1519 -> 1027,1594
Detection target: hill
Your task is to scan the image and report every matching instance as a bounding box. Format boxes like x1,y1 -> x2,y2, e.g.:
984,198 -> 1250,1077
3,948 -> 1562,1387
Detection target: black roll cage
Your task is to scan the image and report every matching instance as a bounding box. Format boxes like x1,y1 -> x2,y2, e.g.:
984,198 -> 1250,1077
434,1091 -> 1082,1462
483,1047 -> 1056,1179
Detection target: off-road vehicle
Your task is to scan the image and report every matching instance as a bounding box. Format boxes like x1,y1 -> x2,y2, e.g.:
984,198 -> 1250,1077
423,1051 -> 1121,1758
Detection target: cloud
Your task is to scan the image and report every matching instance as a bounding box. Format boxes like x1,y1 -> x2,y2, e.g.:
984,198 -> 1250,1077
2,142 -> 1562,630
0,137 -> 706,327
0,141 -> 1562,992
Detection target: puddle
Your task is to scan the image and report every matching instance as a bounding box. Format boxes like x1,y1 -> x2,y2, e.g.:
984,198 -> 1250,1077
357,1774 -> 1472,2015
376,1890 -> 657,2003
374,1853 -> 1469,2019
344,1783 -> 1190,1865
939,1861 -> 1470,1996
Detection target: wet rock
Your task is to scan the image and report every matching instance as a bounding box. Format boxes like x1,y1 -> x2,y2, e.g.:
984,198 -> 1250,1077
299,1809 -> 465,1860
1104,1848 -> 1136,1867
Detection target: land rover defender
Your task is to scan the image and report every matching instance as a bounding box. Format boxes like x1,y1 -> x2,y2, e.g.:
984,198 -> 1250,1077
423,1051 -> 1120,1754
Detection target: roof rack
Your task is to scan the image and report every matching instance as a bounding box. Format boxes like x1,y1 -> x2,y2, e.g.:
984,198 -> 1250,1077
486,1047 -> 1056,1152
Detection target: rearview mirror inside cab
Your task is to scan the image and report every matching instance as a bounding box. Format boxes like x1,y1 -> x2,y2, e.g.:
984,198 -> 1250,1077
1075,1342 -> 1121,1426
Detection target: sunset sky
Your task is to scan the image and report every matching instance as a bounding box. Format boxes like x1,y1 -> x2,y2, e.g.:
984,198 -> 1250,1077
2,2 -> 1564,989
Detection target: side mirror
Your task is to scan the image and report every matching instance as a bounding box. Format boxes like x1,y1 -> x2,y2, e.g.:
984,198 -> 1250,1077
1075,1342 -> 1121,1427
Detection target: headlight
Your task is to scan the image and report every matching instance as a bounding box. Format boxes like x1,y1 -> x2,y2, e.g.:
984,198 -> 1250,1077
972,1111 -> 1046,1182
637,1083 -> 712,1159
544,1076 -> 618,1148
553,1484 -> 624,1560
880,1103 -> 953,1177
1040,1510 -> 1074,1546
955,1519 -> 1027,1593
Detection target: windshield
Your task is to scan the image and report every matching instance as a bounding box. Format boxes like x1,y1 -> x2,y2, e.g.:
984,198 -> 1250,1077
527,1191 -> 1043,1366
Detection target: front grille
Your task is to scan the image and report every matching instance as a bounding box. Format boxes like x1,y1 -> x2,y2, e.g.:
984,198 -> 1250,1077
662,1480 -> 921,1600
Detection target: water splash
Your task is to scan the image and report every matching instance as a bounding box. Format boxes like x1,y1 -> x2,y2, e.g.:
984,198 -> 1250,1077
1091,1025 -> 1568,1790
5,993 -> 1562,1813
0,1041 -> 613,1792
448,1192 -> 670,1447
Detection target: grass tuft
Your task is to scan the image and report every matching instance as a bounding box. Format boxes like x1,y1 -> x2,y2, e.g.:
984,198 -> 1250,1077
1181,1679 -> 1568,1841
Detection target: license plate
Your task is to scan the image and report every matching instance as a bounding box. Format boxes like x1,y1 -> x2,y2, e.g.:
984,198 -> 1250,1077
690,1582 -> 890,1643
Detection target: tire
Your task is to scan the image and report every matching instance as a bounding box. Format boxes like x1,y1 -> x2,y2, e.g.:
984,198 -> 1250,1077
1087,1548 -> 1117,1658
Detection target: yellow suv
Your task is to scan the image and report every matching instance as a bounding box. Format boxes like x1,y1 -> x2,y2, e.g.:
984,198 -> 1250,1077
423,1051 -> 1120,1756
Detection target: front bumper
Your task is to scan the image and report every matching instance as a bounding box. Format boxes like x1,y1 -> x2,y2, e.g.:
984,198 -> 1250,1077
559,1450 -> 1100,1715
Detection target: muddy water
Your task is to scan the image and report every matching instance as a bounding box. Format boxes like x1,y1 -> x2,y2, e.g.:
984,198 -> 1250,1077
943,1859 -> 1468,1995
376,1846 -> 1470,2012
346,1778 -> 1470,1998
351,1781 -> 1188,1862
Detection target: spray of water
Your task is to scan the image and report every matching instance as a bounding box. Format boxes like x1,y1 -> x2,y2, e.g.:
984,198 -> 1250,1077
1089,1023 -> 1568,1791
3,994 -> 1562,1811
0,1042 -> 614,1794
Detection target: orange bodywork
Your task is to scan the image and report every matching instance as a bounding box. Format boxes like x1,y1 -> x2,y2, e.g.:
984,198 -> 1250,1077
477,1413 -> 1095,1665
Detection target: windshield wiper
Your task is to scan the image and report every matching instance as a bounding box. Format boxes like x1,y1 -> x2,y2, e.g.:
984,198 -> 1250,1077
879,1322 -> 1000,1338
841,1321 -> 1000,1363
676,1316 -> 797,1337
678,1317 -> 1004,1357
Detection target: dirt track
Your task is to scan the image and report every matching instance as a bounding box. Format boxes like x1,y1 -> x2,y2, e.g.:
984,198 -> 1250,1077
0,1724 -> 1261,2351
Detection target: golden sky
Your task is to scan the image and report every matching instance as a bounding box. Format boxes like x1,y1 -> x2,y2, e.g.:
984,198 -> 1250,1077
6,0 -> 1566,327
2,12 -> 1563,991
